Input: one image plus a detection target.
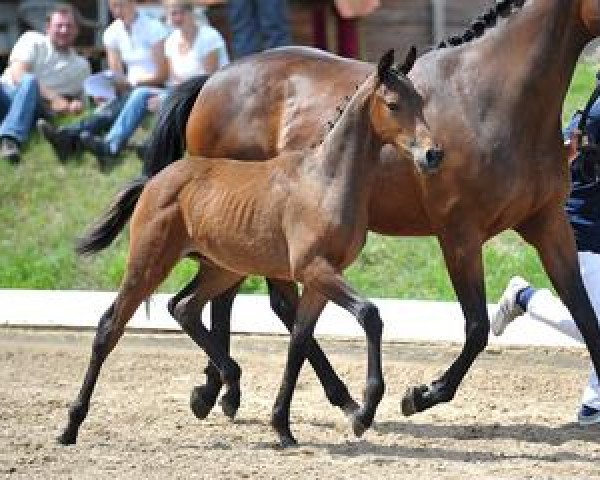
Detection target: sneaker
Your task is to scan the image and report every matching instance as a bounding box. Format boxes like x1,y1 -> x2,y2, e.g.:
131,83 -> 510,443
0,136 -> 20,164
577,405 -> 600,426
491,276 -> 530,336
79,131 -> 119,171
37,119 -> 78,163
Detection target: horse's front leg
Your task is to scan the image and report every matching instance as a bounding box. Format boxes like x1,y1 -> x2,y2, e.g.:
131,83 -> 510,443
271,288 -> 328,447
303,260 -> 385,437
518,206 -> 600,376
402,233 -> 488,415
266,278 -> 359,417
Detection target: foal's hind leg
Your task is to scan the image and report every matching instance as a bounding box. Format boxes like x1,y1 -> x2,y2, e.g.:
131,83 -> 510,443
58,241 -> 182,444
169,263 -> 245,419
267,278 -> 359,417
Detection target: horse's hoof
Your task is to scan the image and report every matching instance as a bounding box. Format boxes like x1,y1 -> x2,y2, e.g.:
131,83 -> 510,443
350,407 -> 373,438
219,390 -> 240,420
56,431 -> 76,446
341,398 -> 361,419
401,384 -> 429,416
276,431 -> 298,448
190,385 -> 217,420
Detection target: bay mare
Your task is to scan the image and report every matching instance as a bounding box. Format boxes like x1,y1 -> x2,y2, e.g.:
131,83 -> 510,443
80,0 -> 600,431
60,51 -> 433,447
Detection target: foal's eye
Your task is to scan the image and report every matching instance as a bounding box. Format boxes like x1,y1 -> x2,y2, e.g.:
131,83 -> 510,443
387,102 -> 401,111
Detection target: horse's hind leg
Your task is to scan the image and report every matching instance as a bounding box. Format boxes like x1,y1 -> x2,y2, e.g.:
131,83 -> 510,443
401,233 -> 488,415
169,263 -> 245,419
518,207 -> 600,377
58,246 -> 181,445
182,280 -> 242,420
267,278 -> 359,417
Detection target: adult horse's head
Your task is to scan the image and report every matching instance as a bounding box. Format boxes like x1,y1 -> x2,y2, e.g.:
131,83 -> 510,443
370,48 -> 443,170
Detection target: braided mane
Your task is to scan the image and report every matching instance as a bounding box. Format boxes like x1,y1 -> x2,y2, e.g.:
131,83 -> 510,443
438,0 -> 526,49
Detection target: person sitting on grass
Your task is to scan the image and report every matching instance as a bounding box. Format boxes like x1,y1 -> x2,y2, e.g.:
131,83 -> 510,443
38,0 -> 169,169
0,2 -> 90,164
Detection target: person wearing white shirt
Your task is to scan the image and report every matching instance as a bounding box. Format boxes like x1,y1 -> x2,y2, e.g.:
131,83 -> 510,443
39,0 -> 169,168
0,3 -> 90,164
84,0 -> 228,165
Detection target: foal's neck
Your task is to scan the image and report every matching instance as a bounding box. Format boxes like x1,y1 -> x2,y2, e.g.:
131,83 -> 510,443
317,78 -> 380,179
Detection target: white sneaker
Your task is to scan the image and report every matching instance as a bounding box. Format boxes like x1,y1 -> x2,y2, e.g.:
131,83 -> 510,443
577,405 -> 600,426
491,276 -> 530,336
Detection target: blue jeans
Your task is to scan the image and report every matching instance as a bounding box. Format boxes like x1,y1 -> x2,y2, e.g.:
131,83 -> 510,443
0,73 -> 42,144
228,0 -> 291,58
66,86 -> 162,155
104,87 -> 163,154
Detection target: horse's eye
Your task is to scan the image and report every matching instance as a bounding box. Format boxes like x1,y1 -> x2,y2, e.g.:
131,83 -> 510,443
387,102 -> 401,111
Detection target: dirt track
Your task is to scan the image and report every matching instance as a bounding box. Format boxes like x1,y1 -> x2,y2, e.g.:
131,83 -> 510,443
1,328 -> 600,479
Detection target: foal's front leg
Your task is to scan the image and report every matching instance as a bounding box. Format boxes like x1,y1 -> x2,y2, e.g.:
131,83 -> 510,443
271,288 -> 328,447
402,233 -> 489,415
272,259 -> 384,446
266,278 -> 359,417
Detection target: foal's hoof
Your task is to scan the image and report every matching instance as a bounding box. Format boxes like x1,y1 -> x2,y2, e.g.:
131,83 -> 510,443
56,430 -> 76,446
190,385 -> 217,420
341,398 -> 361,419
275,429 -> 298,449
219,388 -> 241,420
350,409 -> 371,438
401,384 -> 428,416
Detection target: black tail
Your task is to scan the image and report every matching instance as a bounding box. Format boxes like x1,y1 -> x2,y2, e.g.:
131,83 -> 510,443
76,176 -> 149,255
142,74 -> 210,177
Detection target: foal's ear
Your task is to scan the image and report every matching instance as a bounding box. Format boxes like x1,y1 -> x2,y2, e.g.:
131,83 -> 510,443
399,46 -> 417,75
377,49 -> 395,84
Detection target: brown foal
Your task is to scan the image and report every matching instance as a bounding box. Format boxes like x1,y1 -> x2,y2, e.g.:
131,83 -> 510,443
59,49 -> 434,447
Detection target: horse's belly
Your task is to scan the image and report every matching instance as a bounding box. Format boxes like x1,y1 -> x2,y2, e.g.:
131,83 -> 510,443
195,233 -> 292,279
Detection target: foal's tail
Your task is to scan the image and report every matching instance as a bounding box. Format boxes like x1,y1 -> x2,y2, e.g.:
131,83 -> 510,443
76,176 -> 149,255
142,74 -> 210,177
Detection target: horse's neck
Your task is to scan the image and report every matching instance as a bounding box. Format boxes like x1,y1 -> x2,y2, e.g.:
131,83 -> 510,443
315,82 -> 379,183
477,0 -> 591,119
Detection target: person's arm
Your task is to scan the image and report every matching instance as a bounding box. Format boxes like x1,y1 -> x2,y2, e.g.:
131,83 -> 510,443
202,49 -> 220,75
6,59 -> 75,114
105,46 -> 131,95
131,39 -> 169,87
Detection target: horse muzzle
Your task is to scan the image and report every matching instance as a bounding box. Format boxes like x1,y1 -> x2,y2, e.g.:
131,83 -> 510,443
411,144 -> 444,173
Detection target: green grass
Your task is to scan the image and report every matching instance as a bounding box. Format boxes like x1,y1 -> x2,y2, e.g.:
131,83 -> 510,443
0,62 -> 596,300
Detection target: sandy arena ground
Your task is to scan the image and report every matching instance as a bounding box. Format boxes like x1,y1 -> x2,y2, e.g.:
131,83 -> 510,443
1,328 -> 600,479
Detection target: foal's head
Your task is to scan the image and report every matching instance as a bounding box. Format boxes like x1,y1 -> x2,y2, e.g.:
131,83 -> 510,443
369,49 -> 442,170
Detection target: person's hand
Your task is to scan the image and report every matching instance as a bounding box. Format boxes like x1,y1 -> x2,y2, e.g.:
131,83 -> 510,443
68,99 -> 84,114
113,75 -> 132,94
49,95 -> 71,114
147,95 -> 162,113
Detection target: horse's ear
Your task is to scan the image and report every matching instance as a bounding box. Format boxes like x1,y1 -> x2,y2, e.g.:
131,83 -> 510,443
377,49 -> 395,84
399,46 -> 417,75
